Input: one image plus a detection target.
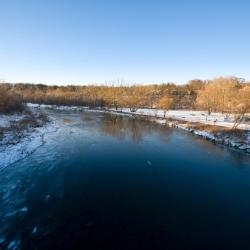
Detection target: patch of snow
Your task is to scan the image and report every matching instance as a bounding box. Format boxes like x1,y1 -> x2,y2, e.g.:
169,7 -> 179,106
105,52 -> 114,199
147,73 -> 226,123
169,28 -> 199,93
239,145 -> 248,150
26,103 -> 40,108
0,121 -> 57,170
0,114 -> 26,128
27,103 -> 89,112
230,142 -> 241,148
193,130 -> 216,141
155,119 -> 166,125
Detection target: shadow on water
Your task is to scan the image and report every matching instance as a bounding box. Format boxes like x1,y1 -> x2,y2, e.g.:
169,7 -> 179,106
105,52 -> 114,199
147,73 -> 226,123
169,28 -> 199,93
0,111 -> 250,250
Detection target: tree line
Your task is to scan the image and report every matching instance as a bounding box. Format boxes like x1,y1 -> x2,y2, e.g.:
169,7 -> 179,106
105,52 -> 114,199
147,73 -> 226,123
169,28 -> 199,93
0,77 -> 249,118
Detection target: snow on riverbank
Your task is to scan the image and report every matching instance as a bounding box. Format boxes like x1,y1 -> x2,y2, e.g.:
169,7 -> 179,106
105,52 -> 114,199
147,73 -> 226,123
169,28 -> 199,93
0,121 -> 57,170
112,108 -> 250,130
0,114 -> 26,128
0,109 -> 58,170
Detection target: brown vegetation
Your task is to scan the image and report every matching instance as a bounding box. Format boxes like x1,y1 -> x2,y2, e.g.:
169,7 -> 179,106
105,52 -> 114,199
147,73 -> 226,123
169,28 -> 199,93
0,84 -> 23,113
156,96 -> 173,117
1,77 -> 249,128
186,123 -> 222,133
196,77 -> 250,127
1,80 -> 205,109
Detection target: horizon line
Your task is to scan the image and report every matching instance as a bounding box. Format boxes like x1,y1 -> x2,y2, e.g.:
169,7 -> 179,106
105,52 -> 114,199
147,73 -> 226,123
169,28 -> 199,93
1,75 -> 249,86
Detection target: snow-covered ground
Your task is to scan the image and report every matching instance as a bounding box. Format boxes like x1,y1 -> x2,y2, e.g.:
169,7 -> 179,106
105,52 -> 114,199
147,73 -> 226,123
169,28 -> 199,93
112,108 -> 250,130
27,103 -> 88,111
0,110 -> 58,170
0,122 -> 57,170
0,114 -> 26,128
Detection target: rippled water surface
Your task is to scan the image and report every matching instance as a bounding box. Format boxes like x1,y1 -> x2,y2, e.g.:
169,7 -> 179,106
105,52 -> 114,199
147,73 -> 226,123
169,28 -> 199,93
0,111 -> 250,250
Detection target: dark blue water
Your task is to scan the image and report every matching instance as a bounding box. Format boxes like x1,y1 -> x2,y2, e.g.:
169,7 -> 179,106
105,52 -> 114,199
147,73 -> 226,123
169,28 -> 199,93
0,111 -> 250,250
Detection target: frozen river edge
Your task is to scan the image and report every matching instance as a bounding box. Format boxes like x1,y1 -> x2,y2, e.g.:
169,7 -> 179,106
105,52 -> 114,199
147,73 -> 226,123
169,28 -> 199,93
28,104 -> 250,154
0,104 -> 249,170
0,113 -> 58,171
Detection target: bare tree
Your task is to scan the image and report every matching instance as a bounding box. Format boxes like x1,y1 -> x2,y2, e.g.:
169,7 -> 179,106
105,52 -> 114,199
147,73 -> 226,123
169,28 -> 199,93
155,96 -> 173,118
231,85 -> 250,129
196,77 -> 240,114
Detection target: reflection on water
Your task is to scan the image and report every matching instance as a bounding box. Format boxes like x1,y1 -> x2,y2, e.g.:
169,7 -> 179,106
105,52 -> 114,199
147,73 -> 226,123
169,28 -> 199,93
101,114 -> 147,142
100,114 -> 173,143
0,111 -> 250,250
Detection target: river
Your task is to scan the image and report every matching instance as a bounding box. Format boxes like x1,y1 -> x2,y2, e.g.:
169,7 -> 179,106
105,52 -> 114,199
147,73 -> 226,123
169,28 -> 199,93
0,110 -> 250,250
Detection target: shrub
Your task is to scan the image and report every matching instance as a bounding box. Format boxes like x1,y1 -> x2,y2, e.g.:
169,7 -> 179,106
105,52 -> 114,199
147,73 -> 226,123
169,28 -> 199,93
0,87 -> 24,113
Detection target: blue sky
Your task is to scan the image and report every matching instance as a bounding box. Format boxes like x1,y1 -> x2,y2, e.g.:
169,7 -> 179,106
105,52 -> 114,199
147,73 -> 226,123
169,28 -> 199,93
0,0 -> 249,85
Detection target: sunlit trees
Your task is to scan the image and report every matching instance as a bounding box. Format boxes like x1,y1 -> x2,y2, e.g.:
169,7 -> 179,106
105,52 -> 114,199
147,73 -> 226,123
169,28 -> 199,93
155,96 -> 173,117
0,77 -> 249,118
195,77 -> 249,128
6,82 -> 202,109
104,87 -> 123,110
230,85 -> 250,128
186,79 -> 205,109
196,77 -> 240,114
125,87 -> 147,112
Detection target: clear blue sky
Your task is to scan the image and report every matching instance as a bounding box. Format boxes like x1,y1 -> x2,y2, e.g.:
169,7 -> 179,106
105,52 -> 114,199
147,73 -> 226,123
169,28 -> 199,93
0,0 -> 249,85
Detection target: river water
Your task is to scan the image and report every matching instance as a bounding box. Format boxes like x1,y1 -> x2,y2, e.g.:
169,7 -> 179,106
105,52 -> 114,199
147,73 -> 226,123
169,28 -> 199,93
0,110 -> 250,250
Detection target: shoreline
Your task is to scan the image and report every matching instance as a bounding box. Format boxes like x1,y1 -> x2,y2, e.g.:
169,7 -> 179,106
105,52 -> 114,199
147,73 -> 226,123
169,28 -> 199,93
27,103 -> 250,155
0,109 -> 58,170
105,110 -> 250,155
0,104 -> 249,170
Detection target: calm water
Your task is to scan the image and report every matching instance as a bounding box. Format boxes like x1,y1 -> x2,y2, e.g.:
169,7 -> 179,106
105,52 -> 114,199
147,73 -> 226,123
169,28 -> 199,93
0,111 -> 250,250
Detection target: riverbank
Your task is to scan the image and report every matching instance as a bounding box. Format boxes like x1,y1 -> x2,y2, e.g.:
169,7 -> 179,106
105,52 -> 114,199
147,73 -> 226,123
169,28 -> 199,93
0,109 -> 57,170
108,109 -> 250,154
1,103 -> 249,170
27,103 -> 250,154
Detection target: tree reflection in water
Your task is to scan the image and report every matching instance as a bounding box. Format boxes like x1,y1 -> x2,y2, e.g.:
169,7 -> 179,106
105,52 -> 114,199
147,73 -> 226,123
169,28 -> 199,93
99,114 -> 172,143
